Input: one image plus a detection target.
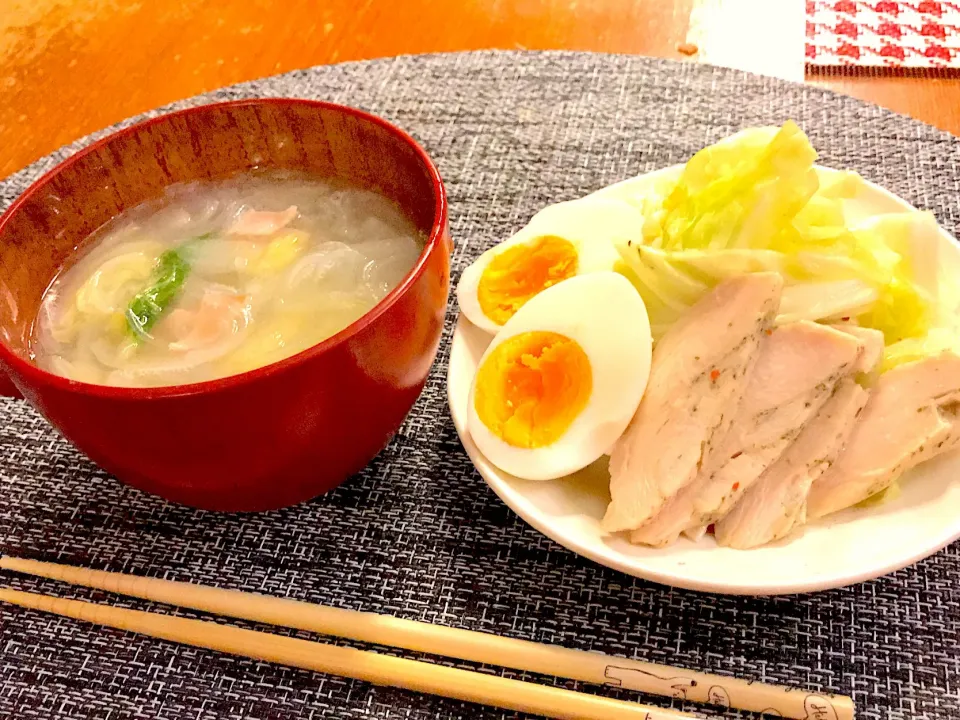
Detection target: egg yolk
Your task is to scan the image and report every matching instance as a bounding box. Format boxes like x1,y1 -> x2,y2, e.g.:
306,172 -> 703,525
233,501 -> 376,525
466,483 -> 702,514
477,236 -> 578,325
474,331 -> 592,449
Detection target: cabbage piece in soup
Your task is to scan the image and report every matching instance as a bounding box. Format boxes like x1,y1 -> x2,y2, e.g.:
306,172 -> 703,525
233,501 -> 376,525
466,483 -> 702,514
33,172 -> 424,388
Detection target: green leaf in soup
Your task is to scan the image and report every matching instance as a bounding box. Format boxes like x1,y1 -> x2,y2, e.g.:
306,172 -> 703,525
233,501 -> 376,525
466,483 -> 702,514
177,231 -> 217,257
126,249 -> 190,338
124,232 -> 215,339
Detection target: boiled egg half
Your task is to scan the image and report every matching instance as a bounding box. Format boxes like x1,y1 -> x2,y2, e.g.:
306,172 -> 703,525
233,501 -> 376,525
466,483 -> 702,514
457,197 -> 644,334
467,271 -> 652,481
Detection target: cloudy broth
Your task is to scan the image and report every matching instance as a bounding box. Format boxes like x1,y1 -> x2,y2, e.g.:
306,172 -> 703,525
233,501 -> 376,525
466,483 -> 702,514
33,171 -> 424,387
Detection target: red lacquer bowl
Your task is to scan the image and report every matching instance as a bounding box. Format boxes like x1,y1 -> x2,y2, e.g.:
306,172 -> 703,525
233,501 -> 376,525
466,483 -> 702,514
0,99 -> 451,511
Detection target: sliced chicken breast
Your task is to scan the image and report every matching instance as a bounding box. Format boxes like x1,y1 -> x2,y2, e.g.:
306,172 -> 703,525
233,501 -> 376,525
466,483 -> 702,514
683,322 -> 882,544
714,378 -> 868,549
807,352 -> 960,520
602,273 -> 783,534
830,324 -> 885,374
630,321 -> 863,547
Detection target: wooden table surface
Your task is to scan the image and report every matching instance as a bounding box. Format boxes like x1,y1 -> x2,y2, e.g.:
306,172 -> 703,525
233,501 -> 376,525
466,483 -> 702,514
1,0 -> 958,178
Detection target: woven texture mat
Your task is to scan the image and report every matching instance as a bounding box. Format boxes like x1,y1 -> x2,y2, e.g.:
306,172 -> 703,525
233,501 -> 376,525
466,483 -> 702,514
1,51 -> 959,720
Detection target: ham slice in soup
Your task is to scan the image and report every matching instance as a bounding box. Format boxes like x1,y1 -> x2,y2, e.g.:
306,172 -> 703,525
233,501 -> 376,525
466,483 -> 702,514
228,205 -> 298,236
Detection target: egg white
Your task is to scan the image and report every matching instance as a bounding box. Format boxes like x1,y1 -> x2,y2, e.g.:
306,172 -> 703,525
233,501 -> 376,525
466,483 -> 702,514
467,271 -> 652,481
456,197 -> 645,334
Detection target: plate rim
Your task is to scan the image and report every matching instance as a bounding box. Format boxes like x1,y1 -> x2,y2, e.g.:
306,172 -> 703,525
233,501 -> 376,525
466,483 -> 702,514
446,164 -> 960,595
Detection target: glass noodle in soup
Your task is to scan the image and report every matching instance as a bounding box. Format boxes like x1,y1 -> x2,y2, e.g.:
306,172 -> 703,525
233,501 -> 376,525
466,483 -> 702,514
33,171 -> 424,388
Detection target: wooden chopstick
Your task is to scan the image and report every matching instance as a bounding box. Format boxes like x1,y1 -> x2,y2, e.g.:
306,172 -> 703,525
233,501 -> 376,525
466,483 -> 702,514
0,556 -> 855,720
0,587 -> 692,720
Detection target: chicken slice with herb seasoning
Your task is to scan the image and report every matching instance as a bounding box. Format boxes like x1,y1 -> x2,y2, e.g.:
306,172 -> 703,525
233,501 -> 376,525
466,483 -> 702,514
829,324 -> 885,374
714,378 -> 868,549
629,321 -> 863,547
602,273 -> 782,534
807,352 -> 960,520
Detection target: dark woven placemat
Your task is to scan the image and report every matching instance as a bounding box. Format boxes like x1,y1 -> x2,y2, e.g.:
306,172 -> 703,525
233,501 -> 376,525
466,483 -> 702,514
1,51 -> 958,720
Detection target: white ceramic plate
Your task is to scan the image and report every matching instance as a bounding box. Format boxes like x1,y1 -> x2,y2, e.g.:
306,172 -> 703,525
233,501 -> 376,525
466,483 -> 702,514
447,166 -> 960,595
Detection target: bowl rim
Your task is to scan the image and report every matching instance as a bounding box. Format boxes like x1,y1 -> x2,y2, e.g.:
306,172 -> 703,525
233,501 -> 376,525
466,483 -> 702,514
0,97 -> 449,400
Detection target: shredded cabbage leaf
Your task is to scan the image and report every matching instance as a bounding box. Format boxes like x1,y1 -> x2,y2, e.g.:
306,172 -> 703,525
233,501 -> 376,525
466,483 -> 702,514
615,121 -> 960,369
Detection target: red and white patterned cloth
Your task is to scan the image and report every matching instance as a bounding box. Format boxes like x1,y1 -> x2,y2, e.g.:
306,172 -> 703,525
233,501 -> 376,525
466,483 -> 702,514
806,1 -> 960,68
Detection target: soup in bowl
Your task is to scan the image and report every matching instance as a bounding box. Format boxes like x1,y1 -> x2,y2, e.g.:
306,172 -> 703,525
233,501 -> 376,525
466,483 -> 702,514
36,172 -> 427,388
0,99 -> 451,511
